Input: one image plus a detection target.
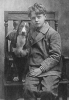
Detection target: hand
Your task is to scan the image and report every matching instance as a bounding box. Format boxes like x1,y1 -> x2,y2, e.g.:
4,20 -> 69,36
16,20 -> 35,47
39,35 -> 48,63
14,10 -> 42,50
30,68 -> 42,77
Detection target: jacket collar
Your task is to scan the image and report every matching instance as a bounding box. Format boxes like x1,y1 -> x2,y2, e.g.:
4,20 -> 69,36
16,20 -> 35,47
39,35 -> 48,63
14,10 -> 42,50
39,22 -> 50,34
30,22 -> 50,46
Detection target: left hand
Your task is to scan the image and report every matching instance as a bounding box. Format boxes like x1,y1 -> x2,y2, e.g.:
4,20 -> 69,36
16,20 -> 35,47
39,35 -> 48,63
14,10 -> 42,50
30,68 -> 42,77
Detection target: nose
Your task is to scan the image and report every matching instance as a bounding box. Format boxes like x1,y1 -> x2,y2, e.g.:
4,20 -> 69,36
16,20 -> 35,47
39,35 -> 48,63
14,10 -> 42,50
21,26 -> 27,36
22,32 -> 26,36
35,17 -> 38,22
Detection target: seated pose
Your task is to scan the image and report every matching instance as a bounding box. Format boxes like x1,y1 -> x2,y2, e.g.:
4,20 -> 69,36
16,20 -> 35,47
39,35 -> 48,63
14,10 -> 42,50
6,20 -> 29,82
23,3 -> 62,100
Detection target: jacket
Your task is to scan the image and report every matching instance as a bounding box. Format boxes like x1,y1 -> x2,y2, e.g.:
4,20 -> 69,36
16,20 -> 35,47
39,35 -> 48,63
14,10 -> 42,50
29,22 -> 61,77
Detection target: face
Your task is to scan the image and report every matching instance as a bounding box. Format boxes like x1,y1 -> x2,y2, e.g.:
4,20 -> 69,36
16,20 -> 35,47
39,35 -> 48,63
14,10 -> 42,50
16,21 -> 29,49
18,21 -> 29,36
30,12 -> 46,28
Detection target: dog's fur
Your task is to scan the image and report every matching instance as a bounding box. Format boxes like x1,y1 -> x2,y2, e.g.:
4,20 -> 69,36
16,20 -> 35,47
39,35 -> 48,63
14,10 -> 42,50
6,21 -> 30,81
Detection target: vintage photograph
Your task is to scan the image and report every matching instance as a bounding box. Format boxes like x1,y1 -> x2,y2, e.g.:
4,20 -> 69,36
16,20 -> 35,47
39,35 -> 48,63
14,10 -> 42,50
0,0 -> 69,100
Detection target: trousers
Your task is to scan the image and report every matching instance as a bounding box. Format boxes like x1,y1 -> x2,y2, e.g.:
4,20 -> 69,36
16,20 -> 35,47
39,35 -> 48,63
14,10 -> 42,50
23,74 -> 60,100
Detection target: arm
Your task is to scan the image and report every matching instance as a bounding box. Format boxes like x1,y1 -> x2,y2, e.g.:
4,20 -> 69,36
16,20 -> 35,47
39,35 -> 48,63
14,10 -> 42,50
40,31 -> 61,72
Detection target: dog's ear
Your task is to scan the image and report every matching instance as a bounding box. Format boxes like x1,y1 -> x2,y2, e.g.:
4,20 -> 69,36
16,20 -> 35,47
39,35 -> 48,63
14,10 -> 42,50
6,30 -> 17,41
25,22 -> 30,33
13,20 -> 20,30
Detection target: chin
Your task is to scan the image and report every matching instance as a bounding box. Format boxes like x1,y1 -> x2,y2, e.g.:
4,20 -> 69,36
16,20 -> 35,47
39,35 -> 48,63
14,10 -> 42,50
37,25 -> 40,27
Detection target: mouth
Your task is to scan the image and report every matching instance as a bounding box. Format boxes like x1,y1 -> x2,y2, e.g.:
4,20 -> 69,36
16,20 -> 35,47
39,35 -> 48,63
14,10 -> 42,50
36,23 -> 40,25
22,32 -> 25,35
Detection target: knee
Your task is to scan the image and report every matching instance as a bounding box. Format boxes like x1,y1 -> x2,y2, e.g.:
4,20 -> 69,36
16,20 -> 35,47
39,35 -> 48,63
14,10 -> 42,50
42,86 -> 58,97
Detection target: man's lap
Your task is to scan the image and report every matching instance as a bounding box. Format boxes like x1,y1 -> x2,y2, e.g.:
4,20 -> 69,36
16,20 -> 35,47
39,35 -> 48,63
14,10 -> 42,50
24,74 -> 60,96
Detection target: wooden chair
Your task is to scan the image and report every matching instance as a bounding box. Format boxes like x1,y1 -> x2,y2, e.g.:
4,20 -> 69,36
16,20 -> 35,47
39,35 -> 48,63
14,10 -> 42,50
58,56 -> 69,100
4,11 -> 69,100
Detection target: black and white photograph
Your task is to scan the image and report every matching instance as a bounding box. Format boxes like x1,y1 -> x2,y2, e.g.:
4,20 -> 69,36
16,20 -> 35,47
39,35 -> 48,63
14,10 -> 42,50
0,0 -> 69,100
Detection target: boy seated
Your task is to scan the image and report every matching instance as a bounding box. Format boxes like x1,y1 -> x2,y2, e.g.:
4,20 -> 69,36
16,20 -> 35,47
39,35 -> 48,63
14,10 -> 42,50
23,3 -> 61,100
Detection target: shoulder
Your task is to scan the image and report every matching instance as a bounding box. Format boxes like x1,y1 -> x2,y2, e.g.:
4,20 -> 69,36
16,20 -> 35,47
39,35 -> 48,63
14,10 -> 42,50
49,27 -> 58,35
45,27 -> 61,44
47,27 -> 60,39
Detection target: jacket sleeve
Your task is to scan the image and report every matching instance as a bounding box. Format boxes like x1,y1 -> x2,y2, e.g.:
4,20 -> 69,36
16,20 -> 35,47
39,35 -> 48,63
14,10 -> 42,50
40,31 -> 61,72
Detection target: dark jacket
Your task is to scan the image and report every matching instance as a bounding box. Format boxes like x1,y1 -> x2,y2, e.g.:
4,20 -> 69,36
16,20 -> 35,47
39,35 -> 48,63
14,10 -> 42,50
29,23 -> 61,77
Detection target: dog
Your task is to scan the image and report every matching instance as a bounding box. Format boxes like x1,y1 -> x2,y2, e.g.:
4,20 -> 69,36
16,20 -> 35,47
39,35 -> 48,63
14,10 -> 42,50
6,21 -> 30,82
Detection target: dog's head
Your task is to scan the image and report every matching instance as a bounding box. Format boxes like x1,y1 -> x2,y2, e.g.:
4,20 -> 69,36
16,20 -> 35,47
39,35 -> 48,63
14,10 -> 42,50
14,21 -> 30,57
18,21 -> 29,37
16,21 -> 29,47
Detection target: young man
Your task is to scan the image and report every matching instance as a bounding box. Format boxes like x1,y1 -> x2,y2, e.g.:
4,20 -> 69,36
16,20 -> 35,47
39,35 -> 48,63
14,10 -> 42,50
23,3 -> 61,100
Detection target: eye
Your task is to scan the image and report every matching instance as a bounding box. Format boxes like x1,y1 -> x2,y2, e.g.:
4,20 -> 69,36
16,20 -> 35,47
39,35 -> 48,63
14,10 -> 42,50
31,17 -> 35,20
37,16 -> 41,19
